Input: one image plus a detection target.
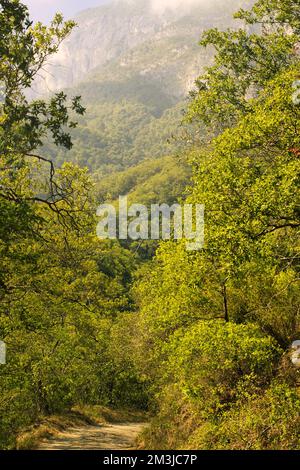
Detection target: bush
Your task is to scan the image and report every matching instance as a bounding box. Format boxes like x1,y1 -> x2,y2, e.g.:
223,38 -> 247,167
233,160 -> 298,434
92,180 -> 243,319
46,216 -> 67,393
188,382 -> 300,450
142,321 -> 285,449
165,321 -> 282,416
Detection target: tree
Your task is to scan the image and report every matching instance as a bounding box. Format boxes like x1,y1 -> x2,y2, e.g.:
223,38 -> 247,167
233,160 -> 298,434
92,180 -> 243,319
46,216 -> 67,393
0,2 -> 141,449
187,0 -> 299,131
133,0 -> 300,449
0,0 -> 85,221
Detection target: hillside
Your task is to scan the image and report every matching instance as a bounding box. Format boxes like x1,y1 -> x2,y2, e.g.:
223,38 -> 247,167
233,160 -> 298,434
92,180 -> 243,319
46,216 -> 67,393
38,0 -> 251,173
30,0 -> 245,97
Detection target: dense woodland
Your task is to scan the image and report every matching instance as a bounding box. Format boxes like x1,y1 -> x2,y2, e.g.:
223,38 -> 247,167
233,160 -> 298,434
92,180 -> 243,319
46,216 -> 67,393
0,0 -> 300,450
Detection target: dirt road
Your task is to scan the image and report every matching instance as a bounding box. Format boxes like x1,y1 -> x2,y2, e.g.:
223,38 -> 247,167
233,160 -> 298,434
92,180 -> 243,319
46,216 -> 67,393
37,422 -> 146,450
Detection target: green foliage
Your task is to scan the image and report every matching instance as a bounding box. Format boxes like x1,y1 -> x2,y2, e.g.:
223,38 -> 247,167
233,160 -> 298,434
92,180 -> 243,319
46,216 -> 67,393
133,0 -> 300,450
0,2 -> 83,155
187,0 -> 299,131
1,0 -> 300,452
46,101 -> 187,173
0,178 -> 139,447
0,1 -> 145,449
142,380 -> 300,450
95,155 -> 191,205
139,322 -> 284,450
165,322 -> 281,414
188,382 -> 300,450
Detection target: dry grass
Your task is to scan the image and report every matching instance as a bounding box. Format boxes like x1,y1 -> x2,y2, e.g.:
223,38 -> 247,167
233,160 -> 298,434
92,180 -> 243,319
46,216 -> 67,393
74,405 -> 148,424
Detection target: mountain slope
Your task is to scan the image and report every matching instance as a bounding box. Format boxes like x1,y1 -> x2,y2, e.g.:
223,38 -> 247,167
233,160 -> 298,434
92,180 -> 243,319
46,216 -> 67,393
39,0 -> 252,173
32,0 -> 246,98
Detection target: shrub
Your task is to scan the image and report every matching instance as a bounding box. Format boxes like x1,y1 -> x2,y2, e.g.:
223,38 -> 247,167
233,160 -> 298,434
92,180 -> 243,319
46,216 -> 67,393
164,321 -> 282,416
142,321 -> 285,449
188,382 -> 300,450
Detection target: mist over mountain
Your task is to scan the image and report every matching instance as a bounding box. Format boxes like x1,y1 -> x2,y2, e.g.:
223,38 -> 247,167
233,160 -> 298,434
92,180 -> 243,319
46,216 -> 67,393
118,0 -> 217,15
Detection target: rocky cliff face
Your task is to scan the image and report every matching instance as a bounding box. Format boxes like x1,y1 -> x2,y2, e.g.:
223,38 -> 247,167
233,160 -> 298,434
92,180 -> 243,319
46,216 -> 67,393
31,0 -> 175,96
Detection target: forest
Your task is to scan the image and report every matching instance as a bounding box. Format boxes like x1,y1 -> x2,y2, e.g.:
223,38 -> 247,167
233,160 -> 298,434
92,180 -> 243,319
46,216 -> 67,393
0,0 -> 300,451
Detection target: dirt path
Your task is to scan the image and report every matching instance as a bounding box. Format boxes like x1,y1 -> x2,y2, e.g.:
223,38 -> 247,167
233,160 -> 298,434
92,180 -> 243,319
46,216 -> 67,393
37,422 -> 147,450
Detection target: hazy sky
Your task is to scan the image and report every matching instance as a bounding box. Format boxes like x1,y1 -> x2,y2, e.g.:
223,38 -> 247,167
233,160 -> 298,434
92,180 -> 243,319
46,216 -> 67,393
24,0 -> 109,23
24,0 -> 212,23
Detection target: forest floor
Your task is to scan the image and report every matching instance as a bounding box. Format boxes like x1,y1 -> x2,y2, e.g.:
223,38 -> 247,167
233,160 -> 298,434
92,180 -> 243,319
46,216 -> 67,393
16,406 -> 148,450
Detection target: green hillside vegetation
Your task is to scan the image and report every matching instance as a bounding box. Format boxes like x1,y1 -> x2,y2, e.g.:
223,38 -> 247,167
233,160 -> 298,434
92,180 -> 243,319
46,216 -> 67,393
47,101 -> 188,173
95,155 -> 191,205
94,155 -> 192,261
37,0 -> 249,175
0,0 -> 300,451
